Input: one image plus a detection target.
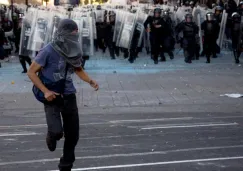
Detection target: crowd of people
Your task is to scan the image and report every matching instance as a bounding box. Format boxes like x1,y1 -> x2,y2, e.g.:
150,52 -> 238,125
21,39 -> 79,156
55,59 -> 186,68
0,0 -> 243,71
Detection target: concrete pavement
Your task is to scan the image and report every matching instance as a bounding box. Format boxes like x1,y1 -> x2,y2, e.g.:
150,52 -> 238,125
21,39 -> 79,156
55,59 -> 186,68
0,51 -> 243,170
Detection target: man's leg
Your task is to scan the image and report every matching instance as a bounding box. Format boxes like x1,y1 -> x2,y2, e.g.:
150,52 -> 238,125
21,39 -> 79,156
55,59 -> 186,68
59,94 -> 79,171
44,104 -> 63,152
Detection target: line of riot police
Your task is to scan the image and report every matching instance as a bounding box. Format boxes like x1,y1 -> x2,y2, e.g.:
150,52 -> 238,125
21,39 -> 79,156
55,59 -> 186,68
6,1 -> 243,71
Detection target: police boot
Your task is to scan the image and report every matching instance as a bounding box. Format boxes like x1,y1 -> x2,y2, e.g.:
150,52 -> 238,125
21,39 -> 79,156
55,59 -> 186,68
169,52 -> 174,60
212,53 -> 217,58
206,56 -> 210,63
236,58 -> 240,64
160,56 -> 166,62
154,55 -> 159,64
160,52 -> 166,62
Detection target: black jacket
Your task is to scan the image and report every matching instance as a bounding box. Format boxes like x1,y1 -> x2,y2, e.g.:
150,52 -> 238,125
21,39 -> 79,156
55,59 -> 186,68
201,20 -> 220,39
175,21 -> 199,38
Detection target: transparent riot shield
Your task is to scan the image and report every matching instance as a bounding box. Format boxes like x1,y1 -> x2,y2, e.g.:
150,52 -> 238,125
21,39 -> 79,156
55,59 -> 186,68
136,11 -> 148,48
95,10 -> 105,23
48,13 -> 68,43
197,13 -> 203,53
19,8 -> 37,57
117,12 -> 137,49
91,11 -> 97,40
176,6 -> 192,23
217,10 -> 227,49
80,14 -> 94,57
27,9 -> 54,57
113,10 -> 124,44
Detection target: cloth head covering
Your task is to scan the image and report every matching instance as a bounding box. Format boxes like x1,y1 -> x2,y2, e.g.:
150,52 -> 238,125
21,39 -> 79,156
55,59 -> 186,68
51,19 -> 82,68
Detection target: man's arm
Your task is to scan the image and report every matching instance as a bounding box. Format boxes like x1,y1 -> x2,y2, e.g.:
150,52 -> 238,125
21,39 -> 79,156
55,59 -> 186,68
75,67 -> 99,90
27,61 -> 49,93
27,61 -> 59,101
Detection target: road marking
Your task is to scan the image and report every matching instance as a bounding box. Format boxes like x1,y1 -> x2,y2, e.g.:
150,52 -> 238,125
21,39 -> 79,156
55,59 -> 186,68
49,156 -> 243,171
141,122 -> 238,130
1,145 -> 243,166
1,115 -> 243,129
109,117 -> 193,123
0,132 -> 41,137
0,124 -> 46,129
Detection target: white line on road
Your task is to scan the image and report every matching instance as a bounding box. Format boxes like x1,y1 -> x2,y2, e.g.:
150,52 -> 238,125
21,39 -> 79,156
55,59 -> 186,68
0,115 -> 243,129
141,122 -> 239,130
50,156 -> 243,171
0,132 -> 41,137
0,124 -> 46,129
109,117 -> 193,123
1,144 -> 243,166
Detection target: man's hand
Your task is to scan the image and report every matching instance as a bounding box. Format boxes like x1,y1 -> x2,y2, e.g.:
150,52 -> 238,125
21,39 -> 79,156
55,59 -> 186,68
146,28 -> 151,32
44,90 -> 60,102
89,80 -> 99,91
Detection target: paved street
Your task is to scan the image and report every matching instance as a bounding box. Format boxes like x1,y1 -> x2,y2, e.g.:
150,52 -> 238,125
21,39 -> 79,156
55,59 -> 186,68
0,51 -> 243,171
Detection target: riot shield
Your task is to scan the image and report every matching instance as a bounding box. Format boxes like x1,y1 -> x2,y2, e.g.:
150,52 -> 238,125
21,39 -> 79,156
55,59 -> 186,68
27,9 -> 54,57
48,13 -> 68,43
91,11 -> 97,40
217,10 -> 227,49
19,8 -> 37,57
197,13 -> 203,53
113,10 -> 125,44
95,10 -> 105,23
135,11 -> 148,48
117,12 -> 137,49
175,6 -> 192,24
80,13 -> 94,56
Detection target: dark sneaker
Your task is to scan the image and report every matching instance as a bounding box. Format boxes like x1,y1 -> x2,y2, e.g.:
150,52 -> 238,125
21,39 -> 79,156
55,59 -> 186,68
46,132 -> 57,152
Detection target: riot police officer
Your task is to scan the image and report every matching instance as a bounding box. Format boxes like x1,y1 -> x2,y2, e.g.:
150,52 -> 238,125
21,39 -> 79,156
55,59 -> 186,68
161,10 -> 175,61
104,11 -> 117,60
201,12 -> 220,63
238,1 -> 243,15
176,13 -> 199,63
231,12 -> 242,63
95,5 -> 106,52
144,8 -> 167,64
214,6 -> 223,23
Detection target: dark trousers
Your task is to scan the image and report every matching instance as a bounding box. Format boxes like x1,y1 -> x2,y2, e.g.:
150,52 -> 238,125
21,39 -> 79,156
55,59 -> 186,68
44,94 -> 79,170
19,55 -> 32,72
183,37 -> 196,63
204,38 -> 217,62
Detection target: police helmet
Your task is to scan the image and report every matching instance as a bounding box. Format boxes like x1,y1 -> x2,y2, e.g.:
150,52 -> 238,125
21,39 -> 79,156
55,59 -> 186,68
154,8 -> 162,14
215,6 -> 223,12
232,12 -> 241,22
239,1 -> 243,8
185,13 -> 193,22
206,12 -> 214,21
